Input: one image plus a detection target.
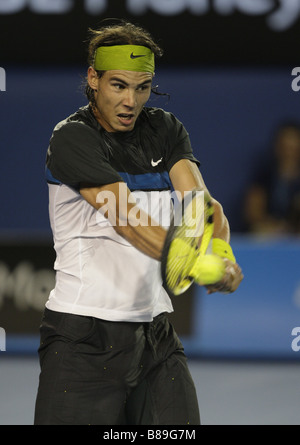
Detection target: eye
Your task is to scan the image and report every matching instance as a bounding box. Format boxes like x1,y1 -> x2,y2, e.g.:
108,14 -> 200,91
137,84 -> 151,92
113,83 -> 125,90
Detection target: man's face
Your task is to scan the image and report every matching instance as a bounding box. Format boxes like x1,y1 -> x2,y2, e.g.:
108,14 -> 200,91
88,68 -> 153,132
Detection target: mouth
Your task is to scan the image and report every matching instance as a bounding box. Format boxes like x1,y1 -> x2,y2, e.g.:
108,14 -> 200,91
117,113 -> 135,127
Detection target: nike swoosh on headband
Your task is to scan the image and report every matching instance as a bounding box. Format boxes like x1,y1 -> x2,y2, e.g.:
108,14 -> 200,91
94,45 -> 155,73
130,53 -> 146,59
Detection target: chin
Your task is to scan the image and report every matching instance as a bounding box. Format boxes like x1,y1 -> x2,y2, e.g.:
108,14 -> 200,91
117,124 -> 135,132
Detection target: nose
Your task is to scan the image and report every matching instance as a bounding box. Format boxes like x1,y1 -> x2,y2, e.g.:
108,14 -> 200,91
123,88 -> 137,109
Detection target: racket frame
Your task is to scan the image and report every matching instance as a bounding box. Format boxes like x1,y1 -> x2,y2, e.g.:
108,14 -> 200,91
161,189 -> 214,296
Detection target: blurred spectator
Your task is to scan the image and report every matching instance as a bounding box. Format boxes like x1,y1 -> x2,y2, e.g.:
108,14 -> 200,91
243,122 -> 300,234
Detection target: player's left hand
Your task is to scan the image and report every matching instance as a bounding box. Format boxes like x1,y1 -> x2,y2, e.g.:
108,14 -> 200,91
205,258 -> 244,294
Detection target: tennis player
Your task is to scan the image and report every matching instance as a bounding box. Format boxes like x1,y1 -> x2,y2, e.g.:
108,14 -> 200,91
34,21 -> 243,425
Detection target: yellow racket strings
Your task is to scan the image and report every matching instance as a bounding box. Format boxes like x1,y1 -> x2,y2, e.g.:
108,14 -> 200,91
165,191 -> 211,294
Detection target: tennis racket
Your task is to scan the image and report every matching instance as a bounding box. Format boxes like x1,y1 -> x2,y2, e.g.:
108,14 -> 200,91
161,189 -> 214,296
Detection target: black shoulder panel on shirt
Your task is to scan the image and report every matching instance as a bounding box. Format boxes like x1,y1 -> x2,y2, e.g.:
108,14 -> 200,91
45,105 -> 200,191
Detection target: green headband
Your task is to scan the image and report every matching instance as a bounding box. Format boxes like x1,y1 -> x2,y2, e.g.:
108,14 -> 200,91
94,45 -> 155,74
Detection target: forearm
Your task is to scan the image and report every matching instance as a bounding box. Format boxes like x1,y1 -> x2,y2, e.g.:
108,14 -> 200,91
114,207 -> 166,260
212,199 -> 230,243
170,159 -> 231,243
80,183 -> 166,260
169,159 -> 243,293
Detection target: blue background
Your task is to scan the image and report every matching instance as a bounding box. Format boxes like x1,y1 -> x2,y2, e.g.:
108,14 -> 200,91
1,65 -> 299,233
183,237 -> 300,360
1,65 -> 300,359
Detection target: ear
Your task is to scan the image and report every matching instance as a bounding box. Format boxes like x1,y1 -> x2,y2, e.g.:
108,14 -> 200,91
87,66 -> 99,91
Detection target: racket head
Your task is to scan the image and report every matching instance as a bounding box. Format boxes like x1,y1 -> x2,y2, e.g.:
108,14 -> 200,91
161,189 -> 214,296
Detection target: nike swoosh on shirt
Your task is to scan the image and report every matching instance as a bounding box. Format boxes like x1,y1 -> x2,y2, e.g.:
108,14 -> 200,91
130,53 -> 146,59
151,157 -> 163,167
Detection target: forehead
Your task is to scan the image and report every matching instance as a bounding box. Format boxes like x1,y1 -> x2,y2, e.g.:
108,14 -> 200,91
103,70 -> 153,84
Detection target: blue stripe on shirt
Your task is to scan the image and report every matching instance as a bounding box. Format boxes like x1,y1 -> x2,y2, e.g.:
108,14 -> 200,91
118,171 -> 172,191
45,167 -> 61,185
46,168 -> 171,191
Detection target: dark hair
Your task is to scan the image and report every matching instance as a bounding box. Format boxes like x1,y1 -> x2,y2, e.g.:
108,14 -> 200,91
85,20 -> 164,105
